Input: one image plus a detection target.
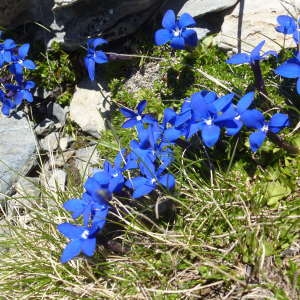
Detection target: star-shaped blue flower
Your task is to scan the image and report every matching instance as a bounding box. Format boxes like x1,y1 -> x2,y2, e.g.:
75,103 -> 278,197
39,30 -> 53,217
58,223 -> 98,263
84,38 -> 108,80
155,9 -> 198,49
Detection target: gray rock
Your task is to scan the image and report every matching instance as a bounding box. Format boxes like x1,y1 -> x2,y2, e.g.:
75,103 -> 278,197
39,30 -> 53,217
0,113 -> 36,199
216,0 -> 298,53
39,132 -> 59,152
47,169 -> 67,192
164,0 -> 239,18
69,79 -> 110,138
15,177 -> 40,198
47,102 -> 68,125
59,136 -> 73,151
74,146 -> 100,179
35,118 -> 56,137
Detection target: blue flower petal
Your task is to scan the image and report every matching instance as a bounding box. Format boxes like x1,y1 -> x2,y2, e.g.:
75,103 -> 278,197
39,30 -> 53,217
226,53 -> 250,64
88,38 -> 107,49
57,223 -> 83,239
213,93 -> 234,112
181,29 -> 198,47
237,91 -> 255,113
94,51 -> 108,64
63,199 -> 85,219
170,37 -> 185,49
249,130 -> 266,152
122,118 -> 138,128
84,57 -> 95,80
137,100 -> 147,114
162,10 -> 176,30
178,13 -> 196,28
132,183 -> 155,198
81,238 -> 96,257
250,40 -> 265,61
163,128 -> 182,142
269,113 -> 289,133
18,44 -> 30,58
241,109 -> 264,129
155,29 -> 172,46
201,125 -> 220,147
23,59 -> 36,70
297,77 -> 300,94
275,62 -> 300,78
60,239 -> 82,263
158,173 -> 175,189
226,120 -> 243,136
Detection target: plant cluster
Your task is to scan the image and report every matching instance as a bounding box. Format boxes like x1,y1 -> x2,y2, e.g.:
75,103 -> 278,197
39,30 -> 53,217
0,33 -> 36,115
56,10 -> 298,263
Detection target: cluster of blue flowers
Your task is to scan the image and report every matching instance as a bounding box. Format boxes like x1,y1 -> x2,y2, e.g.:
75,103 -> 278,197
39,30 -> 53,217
58,10 -> 293,262
0,34 -> 36,116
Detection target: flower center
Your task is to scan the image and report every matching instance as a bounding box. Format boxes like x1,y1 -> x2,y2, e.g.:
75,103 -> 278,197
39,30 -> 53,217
136,115 -> 142,121
204,118 -> 213,126
151,178 -> 156,184
173,27 -> 182,37
234,114 -> 241,121
81,230 -> 89,239
18,59 -> 23,64
261,124 -> 269,133
112,172 -> 119,178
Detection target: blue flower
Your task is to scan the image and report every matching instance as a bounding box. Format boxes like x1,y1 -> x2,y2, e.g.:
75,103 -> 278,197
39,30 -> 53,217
0,90 -> 16,116
5,81 -> 35,106
225,91 -> 255,136
120,100 -> 155,128
63,192 -> 109,229
155,9 -> 198,49
275,15 -> 297,35
241,110 -> 289,152
84,38 -> 108,81
0,38 -> 16,66
226,41 -> 277,65
275,52 -> 300,94
9,43 -> 36,75
58,223 -> 98,263
125,166 -> 175,198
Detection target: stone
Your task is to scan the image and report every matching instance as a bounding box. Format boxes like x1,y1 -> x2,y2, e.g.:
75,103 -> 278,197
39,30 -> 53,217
47,169 -> 67,192
35,118 -> 56,137
59,136 -> 74,151
15,177 -> 40,198
216,0 -> 298,53
39,132 -> 59,152
69,79 -> 110,138
74,146 -> 100,179
47,102 -> 68,125
0,112 -> 36,199
164,0 -> 239,18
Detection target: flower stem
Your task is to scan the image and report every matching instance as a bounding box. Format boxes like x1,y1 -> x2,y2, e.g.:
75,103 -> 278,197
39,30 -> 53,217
267,132 -> 299,155
250,61 -> 267,97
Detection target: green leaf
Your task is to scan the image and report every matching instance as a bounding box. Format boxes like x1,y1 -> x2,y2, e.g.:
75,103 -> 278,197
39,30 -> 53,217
266,181 -> 291,206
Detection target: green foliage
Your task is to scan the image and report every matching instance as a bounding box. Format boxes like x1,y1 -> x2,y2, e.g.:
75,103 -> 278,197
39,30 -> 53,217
33,42 -> 78,106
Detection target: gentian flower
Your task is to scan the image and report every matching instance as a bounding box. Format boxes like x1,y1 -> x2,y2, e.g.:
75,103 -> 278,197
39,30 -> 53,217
63,192 -> 109,229
0,90 -> 16,116
225,91 -> 255,136
125,166 -> 175,198
58,223 -> 98,263
241,110 -> 289,152
0,38 -> 16,66
275,52 -> 300,94
275,15 -> 297,35
9,43 -> 36,75
155,9 -> 198,49
5,81 -> 35,105
226,40 -> 277,65
84,38 -> 108,81
120,100 -> 154,128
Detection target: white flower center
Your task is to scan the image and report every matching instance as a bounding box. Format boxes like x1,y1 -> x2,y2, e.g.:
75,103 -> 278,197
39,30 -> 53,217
81,230 -> 89,239
234,115 -> 241,121
204,118 -> 213,126
151,178 -> 156,184
112,172 -> 119,178
173,27 -> 182,37
261,124 -> 269,133
136,115 -> 142,121
18,59 -> 23,64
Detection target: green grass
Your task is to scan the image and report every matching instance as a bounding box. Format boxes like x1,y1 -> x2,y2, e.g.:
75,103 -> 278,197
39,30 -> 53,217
0,38 -> 299,298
